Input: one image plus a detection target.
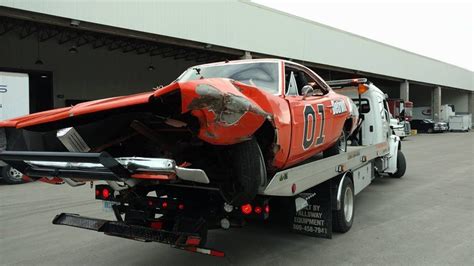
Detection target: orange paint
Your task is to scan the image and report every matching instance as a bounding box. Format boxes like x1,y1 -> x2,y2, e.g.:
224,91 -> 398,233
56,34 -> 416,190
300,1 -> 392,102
0,59 -> 356,172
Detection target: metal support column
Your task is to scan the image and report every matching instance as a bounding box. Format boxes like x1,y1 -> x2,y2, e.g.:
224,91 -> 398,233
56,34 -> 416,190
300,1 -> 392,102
432,86 -> 442,121
400,80 -> 409,101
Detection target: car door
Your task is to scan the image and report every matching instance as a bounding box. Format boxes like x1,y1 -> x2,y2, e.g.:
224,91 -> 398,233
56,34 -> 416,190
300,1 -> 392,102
283,64 -> 334,166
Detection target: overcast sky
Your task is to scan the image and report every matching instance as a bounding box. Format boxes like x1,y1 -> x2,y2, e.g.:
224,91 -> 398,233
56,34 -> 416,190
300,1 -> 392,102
253,0 -> 474,71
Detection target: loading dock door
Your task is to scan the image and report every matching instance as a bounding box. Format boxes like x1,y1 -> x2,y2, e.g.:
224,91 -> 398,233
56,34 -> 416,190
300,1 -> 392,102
0,71 -> 29,120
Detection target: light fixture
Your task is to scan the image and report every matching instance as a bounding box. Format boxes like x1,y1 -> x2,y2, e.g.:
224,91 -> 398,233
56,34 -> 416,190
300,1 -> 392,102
70,19 -> 81,27
41,75 -> 48,78
35,30 -> 44,65
69,45 -> 78,54
147,54 -> 155,71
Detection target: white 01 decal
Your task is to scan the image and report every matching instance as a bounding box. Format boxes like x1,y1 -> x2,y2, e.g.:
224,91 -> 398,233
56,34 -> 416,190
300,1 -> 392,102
302,104 -> 325,150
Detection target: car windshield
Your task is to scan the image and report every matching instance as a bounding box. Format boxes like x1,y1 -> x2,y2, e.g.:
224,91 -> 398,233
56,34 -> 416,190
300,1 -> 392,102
177,62 -> 280,94
424,119 -> 434,123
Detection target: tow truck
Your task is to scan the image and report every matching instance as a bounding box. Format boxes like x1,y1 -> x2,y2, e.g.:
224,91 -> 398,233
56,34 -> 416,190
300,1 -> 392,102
0,78 -> 406,257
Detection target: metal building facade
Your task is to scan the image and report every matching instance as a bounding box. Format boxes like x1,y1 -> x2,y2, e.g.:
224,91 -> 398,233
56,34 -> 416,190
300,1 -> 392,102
0,0 -> 472,91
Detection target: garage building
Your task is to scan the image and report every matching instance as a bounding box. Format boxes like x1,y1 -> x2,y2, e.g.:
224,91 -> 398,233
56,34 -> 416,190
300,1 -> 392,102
0,1 -> 473,121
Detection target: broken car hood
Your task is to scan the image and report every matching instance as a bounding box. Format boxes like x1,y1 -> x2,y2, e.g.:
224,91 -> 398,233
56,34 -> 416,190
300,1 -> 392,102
0,78 -> 273,145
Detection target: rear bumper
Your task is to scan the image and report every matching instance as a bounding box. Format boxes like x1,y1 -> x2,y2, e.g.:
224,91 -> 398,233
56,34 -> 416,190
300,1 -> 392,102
0,151 -> 209,183
53,213 -> 197,243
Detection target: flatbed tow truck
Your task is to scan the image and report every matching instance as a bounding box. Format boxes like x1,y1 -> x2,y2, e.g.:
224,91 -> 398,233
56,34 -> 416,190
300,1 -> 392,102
0,78 -> 406,257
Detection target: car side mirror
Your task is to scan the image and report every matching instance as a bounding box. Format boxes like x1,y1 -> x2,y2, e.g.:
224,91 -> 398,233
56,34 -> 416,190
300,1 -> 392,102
301,85 -> 314,100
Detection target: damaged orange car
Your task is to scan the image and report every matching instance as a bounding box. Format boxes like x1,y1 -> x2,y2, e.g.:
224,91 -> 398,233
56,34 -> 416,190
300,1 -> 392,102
0,59 -> 358,204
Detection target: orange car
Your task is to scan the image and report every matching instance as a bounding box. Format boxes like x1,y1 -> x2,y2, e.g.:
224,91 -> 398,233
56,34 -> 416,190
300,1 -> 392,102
0,59 -> 357,204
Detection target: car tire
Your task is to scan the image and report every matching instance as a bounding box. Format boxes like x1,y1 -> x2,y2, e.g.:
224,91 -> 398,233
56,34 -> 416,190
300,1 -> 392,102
1,165 -> 25,184
323,131 -> 347,158
225,138 -> 266,205
427,128 -> 433,133
332,177 -> 354,233
389,150 -> 406,178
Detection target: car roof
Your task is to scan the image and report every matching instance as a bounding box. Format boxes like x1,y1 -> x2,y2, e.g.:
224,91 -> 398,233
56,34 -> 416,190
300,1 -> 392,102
194,58 -> 306,68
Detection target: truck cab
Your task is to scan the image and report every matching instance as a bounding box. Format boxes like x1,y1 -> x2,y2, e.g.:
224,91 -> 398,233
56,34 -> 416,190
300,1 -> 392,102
327,78 -> 403,176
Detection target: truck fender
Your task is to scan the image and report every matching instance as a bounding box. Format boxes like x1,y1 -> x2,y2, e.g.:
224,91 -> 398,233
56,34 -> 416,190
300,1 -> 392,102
386,135 -> 400,174
336,171 -> 352,210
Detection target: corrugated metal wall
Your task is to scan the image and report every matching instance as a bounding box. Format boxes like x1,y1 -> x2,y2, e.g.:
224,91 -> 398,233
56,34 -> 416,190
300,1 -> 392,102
1,0 -> 472,91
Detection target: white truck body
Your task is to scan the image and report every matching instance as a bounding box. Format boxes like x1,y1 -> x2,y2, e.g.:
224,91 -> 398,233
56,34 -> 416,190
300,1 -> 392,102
0,71 -> 30,120
413,105 -> 455,122
448,114 -> 472,131
268,79 -> 404,205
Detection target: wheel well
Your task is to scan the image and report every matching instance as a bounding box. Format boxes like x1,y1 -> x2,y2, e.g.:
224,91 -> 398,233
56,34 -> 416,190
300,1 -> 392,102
343,118 -> 353,133
331,171 -> 353,211
254,120 -> 276,172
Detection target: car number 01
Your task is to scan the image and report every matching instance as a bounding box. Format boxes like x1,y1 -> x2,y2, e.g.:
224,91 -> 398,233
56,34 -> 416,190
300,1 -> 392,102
303,104 -> 325,150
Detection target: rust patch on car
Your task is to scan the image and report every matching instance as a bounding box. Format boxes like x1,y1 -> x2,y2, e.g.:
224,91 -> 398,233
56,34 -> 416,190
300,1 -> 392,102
188,84 -> 269,126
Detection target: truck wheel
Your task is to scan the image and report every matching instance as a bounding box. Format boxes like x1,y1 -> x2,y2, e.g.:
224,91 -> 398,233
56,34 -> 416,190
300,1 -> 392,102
332,177 -> 354,233
225,138 -> 266,205
1,165 -> 25,184
389,151 -> 406,178
323,131 -> 347,158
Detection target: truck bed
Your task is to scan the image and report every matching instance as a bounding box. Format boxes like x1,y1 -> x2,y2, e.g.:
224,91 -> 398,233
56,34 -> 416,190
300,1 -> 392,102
262,143 -> 389,196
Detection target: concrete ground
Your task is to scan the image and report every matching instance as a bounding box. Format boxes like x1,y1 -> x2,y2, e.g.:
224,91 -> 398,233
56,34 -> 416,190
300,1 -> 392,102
1,132 -> 473,265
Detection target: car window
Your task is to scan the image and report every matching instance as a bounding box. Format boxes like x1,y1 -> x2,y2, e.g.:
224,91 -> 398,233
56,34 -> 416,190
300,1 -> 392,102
285,65 -> 327,95
178,62 -> 280,94
286,71 -> 298,96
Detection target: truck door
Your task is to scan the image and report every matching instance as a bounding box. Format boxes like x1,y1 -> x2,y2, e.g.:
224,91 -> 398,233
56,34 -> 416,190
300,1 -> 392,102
283,65 -> 334,166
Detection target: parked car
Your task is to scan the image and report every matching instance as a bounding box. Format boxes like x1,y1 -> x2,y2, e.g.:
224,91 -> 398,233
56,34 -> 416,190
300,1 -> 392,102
410,119 -> 448,133
0,59 -> 358,204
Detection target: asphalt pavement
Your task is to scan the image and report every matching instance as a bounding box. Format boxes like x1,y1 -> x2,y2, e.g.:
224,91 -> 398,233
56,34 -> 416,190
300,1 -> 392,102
1,132 -> 473,265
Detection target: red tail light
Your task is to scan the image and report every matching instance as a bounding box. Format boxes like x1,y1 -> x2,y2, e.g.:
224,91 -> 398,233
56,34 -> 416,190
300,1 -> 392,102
162,202 -> 168,209
254,206 -> 262,214
95,189 -> 100,196
264,204 -> 270,213
102,188 -> 110,199
241,204 -> 252,215
178,204 -> 185,210
185,236 -> 201,246
150,221 -> 163,230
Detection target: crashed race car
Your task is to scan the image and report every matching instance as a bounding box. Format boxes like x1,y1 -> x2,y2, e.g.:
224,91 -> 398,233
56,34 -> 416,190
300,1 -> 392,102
0,59 -> 358,204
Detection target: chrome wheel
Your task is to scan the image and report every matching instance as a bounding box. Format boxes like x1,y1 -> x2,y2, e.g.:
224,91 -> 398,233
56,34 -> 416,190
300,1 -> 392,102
343,186 -> 354,223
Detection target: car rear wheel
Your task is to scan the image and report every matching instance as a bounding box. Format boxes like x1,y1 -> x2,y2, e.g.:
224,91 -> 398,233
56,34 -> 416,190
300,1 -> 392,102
223,138 -> 266,206
2,165 -> 25,184
427,128 -> 433,133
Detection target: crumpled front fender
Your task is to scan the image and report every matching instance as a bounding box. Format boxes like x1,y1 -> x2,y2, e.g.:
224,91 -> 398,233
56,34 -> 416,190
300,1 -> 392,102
177,78 -> 271,145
